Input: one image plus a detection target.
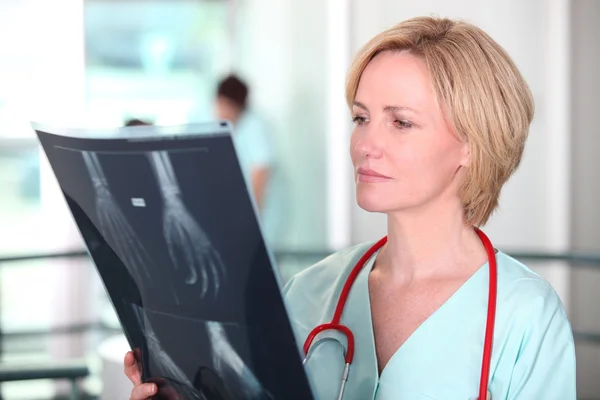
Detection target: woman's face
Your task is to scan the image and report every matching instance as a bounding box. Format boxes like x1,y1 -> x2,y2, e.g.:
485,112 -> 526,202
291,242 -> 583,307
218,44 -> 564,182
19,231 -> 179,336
215,96 -> 242,123
350,50 -> 469,215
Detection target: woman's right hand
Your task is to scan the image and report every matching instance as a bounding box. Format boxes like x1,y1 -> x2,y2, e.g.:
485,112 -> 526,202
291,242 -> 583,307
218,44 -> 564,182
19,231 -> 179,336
124,350 -> 157,400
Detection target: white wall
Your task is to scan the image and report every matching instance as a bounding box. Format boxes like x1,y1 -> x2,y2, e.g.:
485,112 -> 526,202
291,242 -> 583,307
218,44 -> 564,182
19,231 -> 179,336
570,0 -> 600,331
569,1 -> 600,396
571,0 -> 600,253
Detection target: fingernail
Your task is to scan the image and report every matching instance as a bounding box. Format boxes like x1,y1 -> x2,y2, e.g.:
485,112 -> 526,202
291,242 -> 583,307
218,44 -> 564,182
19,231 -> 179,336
147,384 -> 156,394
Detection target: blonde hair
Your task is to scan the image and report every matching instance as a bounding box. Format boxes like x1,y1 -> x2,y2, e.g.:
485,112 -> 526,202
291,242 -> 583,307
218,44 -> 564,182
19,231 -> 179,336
346,16 -> 534,226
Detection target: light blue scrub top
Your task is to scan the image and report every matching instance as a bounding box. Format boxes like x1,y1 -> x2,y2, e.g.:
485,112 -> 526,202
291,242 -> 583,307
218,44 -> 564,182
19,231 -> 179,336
232,111 -> 286,248
283,242 -> 577,400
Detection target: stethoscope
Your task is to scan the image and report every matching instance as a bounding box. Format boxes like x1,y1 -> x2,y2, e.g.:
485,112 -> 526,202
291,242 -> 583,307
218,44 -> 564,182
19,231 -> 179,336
302,227 -> 497,400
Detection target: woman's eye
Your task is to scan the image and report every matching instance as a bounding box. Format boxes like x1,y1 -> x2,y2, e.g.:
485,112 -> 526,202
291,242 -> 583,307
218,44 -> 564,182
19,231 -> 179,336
393,119 -> 412,129
352,116 -> 368,126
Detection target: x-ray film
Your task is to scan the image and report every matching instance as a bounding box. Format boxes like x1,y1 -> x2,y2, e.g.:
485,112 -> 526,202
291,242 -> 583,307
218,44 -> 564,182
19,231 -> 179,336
34,122 -> 314,400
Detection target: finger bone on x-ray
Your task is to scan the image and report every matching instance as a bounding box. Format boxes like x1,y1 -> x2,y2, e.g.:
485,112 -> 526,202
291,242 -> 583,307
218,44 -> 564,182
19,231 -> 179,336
149,151 -> 227,299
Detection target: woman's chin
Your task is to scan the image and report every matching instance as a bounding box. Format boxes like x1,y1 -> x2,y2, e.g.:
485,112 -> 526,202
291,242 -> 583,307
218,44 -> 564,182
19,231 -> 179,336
356,195 -> 391,213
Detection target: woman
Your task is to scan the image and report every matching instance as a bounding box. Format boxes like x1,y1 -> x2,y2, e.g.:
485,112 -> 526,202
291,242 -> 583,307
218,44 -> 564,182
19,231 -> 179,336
125,16 -> 576,399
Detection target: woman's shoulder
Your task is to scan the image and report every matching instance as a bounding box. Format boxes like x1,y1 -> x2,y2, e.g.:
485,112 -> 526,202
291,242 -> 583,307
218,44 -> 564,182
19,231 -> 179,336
496,252 -> 562,297
495,251 -> 570,327
282,241 -> 375,299
492,253 -> 576,398
281,241 -> 376,336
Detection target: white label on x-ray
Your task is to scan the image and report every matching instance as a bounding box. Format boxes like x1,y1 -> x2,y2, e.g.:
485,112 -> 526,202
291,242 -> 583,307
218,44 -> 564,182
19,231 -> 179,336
131,198 -> 146,207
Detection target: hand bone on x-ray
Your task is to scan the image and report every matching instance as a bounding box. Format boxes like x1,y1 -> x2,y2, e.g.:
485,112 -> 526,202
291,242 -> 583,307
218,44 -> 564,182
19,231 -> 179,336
149,151 -> 226,299
206,321 -> 273,399
133,306 -> 207,400
82,151 -> 154,285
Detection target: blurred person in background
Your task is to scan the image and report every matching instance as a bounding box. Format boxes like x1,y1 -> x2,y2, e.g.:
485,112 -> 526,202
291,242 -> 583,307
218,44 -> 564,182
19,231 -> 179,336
214,74 -> 285,249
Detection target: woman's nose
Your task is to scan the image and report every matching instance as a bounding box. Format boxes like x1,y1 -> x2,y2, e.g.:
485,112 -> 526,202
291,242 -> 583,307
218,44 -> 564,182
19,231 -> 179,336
354,126 -> 384,159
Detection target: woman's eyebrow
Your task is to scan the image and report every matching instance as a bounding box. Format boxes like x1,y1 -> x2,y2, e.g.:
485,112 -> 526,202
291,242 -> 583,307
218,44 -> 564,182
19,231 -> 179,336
353,101 -> 368,111
353,101 -> 419,115
383,105 -> 419,115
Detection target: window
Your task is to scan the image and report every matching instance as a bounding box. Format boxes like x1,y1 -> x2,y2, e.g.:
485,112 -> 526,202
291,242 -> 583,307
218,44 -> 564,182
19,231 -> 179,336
84,0 -> 233,127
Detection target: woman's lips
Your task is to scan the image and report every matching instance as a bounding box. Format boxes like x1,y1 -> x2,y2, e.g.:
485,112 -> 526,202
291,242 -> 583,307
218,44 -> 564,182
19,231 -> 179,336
356,167 -> 392,182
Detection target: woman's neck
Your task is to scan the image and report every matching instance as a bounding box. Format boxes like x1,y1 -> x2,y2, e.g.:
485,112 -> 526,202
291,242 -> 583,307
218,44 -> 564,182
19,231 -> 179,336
378,201 -> 486,283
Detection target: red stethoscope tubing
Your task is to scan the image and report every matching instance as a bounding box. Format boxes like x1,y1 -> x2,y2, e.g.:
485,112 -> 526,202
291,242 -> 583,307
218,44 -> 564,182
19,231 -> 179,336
476,228 -> 497,400
302,227 -> 498,399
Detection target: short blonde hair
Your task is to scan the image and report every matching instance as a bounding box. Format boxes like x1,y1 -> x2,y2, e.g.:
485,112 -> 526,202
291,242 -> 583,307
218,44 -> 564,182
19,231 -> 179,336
346,16 -> 534,226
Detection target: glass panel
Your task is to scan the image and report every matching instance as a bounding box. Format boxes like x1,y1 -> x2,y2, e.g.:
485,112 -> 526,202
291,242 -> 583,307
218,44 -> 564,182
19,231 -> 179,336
84,0 -> 232,128
0,143 -> 41,255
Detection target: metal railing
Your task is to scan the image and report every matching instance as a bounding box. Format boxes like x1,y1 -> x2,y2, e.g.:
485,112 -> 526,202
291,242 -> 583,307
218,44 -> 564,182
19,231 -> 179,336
3,247 -> 600,267
2,246 -> 600,339
0,359 -> 89,400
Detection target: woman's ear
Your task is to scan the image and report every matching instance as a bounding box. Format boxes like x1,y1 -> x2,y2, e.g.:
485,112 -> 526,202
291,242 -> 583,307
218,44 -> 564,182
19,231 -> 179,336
460,142 -> 471,167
